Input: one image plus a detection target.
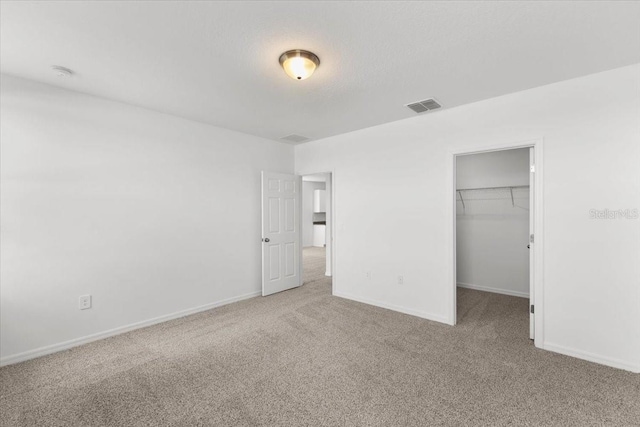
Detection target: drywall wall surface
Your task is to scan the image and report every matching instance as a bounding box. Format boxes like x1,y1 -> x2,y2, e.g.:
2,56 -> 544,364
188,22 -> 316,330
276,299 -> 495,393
456,149 -> 530,297
302,181 -> 326,247
0,75 -> 294,361
456,148 -> 530,189
295,64 -> 640,371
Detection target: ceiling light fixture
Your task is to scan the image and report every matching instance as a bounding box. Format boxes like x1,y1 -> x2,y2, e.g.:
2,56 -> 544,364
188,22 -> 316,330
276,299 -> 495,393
51,65 -> 73,77
279,50 -> 320,81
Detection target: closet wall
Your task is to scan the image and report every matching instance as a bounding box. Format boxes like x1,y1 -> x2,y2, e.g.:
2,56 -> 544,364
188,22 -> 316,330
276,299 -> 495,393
456,148 -> 530,297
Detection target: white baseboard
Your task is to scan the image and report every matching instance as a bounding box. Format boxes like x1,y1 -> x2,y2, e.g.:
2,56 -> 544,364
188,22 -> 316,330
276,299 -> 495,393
0,290 -> 261,367
457,282 -> 529,299
333,291 -> 449,324
543,342 -> 640,373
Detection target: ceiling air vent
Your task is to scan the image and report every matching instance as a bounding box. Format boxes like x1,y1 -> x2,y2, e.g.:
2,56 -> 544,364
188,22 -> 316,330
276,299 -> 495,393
280,134 -> 310,144
406,98 -> 442,114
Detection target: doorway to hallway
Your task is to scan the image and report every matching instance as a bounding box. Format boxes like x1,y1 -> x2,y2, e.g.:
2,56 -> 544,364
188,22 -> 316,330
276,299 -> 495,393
301,173 -> 332,291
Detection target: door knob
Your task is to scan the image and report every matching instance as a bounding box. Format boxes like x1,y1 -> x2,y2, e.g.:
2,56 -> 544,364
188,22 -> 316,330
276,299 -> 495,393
263,238 -> 270,243
527,244 -> 530,249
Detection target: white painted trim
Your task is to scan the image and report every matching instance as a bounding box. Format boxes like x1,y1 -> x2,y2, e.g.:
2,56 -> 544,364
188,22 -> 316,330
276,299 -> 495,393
0,290 -> 261,367
331,170 -> 336,294
448,138 -> 545,345
457,282 -> 529,299
334,291 -> 449,324
532,141 -> 545,348
447,154 -> 457,326
543,342 -> 640,374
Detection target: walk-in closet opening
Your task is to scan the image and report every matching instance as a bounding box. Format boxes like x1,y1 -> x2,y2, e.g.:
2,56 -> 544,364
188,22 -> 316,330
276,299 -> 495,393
455,147 -> 534,340
301,173 -> 333,292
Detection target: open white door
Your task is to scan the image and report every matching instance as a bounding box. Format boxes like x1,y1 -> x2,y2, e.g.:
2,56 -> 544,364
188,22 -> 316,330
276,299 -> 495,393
529,148 -> 535,340
261,172 -> 302,296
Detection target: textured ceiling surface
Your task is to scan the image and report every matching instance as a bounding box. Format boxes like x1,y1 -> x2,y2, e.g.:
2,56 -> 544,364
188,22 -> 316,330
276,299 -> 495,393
1,1 -> 639,144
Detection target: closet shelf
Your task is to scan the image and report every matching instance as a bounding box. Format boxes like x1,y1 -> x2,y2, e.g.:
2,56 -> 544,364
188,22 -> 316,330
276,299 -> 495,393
456,185 -> 529,192
456,185 -> 529,210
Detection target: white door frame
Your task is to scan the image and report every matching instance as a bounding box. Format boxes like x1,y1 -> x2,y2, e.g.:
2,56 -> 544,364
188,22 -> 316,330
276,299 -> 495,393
297,170 -> 336,295
448,139 -> 544,348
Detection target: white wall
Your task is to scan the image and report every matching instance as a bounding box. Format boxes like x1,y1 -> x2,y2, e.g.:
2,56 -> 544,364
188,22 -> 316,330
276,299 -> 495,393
456,149 -> 530,297
456,148 -> 530,189
302,181 -> 326,247
295,65 -> 640,372
0,75 -> 294,363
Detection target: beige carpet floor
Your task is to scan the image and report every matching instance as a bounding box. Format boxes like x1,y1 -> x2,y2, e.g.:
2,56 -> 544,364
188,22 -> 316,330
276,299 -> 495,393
1,247 -> 639,426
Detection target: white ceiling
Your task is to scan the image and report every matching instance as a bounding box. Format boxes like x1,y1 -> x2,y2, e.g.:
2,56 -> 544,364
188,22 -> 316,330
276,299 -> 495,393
2,1 -> 639,144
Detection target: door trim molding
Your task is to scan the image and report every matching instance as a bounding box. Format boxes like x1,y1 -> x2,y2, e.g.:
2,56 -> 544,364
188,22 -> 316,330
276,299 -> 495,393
447,138 -> 544,348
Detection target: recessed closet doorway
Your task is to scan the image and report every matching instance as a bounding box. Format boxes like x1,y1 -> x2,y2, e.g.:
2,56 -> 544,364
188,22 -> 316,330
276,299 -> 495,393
451,141 -> 543,345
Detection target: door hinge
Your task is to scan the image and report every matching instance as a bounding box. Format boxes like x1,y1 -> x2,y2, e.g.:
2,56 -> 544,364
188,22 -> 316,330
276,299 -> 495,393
530,234 -> 534,243
530,165 -> 535,173
530,305 -> 534,314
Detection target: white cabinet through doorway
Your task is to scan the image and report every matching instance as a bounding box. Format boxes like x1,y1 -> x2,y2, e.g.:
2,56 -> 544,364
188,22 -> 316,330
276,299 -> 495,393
313,190 -> 326,213
313,224 -> 326,247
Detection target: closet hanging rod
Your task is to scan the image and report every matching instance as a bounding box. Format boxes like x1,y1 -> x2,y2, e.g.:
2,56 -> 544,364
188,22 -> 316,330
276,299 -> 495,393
456,185 -> 530,192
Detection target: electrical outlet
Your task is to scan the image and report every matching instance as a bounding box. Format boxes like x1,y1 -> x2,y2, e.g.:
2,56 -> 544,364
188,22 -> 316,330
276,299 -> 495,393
366,271 -> 371,280
79,295 -> 92,310
398,276 -> 404,285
